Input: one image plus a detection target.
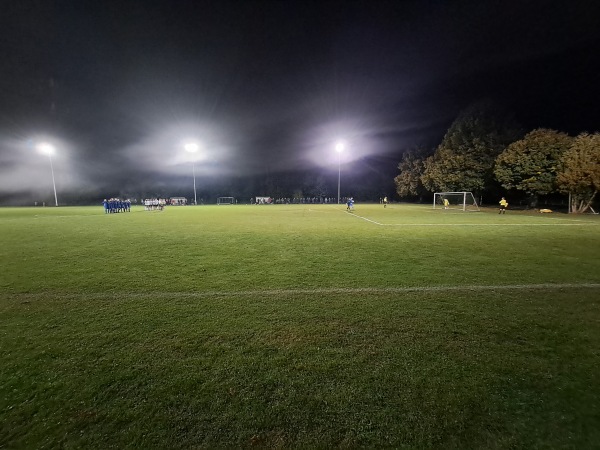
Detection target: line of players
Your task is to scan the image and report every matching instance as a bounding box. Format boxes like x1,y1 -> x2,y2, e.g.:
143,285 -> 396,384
144,198 -> 167,210
103,198 -> 131,213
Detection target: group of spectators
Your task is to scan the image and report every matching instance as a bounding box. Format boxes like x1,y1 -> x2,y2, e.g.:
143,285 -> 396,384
291,197 -> 341,204
103,198 -> 131,213
255,197 -> 349,205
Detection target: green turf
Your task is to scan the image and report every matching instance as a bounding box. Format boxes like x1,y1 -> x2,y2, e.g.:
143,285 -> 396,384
1,204 -> 599,448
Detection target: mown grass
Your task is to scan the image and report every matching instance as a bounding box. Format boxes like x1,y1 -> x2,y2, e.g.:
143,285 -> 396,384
1,204 -> 599,448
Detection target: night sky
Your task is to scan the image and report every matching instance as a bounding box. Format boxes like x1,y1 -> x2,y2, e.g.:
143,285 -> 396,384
1,0 -> 599,204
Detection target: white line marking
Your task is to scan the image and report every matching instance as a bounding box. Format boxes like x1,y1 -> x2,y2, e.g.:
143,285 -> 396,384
346,212 -> 597,226
4,283 -> 599,300
345,211 -> 383,225
381,223 -> 596,226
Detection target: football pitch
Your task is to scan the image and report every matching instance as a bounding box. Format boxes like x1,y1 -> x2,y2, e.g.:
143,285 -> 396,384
1,204 -> 599,448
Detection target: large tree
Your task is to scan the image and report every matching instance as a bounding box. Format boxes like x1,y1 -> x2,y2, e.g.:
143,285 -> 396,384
422,102 -> 521,194
394,148 -> 428,200
557,132 -> 600,213
494,129 -> 572,205
302,174 -> 328,198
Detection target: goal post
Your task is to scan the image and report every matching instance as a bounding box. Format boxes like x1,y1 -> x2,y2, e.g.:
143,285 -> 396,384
217,197 -> 235,205
433,192 -> 480,211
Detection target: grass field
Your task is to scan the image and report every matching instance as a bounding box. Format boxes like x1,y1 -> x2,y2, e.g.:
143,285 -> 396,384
1,203 -> 599,449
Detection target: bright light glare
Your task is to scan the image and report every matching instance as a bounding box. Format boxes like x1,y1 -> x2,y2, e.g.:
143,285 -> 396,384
184,142 -> 199,153
37,142 -> 55,155
335,141 -> 345,153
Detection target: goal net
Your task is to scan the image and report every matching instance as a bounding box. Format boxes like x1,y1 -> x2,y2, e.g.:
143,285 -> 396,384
433,192 -> 480,211
217,197 -> 235,205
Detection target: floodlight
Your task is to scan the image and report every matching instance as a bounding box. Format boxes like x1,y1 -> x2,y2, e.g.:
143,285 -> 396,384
183,142 -> 199,204
184,142 -> 199,153
334,141 -> 346,204
37,142 -> 55,155
37,142 -> 58,206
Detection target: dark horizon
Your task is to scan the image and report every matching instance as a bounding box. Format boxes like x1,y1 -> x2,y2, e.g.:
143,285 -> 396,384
1,0 -> 599,205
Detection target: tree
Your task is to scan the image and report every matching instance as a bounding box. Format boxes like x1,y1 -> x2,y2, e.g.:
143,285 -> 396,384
494,129 -> 572,205
557,132 -> 600,213
394,148 -> 428,200
422,101 -> 521,194
303,174 -> 328,198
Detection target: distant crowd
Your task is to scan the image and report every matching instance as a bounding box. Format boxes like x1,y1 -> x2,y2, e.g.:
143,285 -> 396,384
253,197 -> 350,205
103,198 -> 131,213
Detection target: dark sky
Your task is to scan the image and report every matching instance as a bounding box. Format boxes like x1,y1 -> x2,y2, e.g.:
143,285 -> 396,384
1,0 -> 599,203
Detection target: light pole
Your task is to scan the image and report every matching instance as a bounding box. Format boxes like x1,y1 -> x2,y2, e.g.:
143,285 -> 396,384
184,142 -> 199,205
37,143 -> 58,207
335,141 -> 345,204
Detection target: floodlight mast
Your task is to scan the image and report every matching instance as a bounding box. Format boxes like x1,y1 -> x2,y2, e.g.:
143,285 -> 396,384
335,141 -> 345,204
184,142 -> 199,205
37,143 -> 58,207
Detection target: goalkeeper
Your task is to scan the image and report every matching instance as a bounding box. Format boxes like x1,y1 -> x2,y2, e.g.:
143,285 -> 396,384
499,197 -> 508,214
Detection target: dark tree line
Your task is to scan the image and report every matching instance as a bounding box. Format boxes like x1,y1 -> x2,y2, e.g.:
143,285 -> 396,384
395,102 -> 600,213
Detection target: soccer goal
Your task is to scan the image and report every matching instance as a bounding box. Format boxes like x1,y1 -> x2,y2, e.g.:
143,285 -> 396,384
433,192 -> 480,211
217,197 -> 235,205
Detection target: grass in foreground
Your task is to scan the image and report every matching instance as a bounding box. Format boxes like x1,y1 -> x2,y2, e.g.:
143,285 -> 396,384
1,204 -> 599,448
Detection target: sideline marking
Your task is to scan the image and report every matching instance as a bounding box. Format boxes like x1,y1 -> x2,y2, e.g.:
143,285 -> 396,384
4,283 -> 599,300
345,211 -> 597,226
